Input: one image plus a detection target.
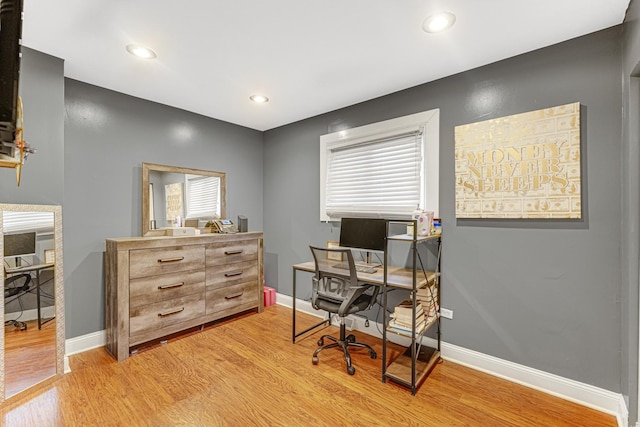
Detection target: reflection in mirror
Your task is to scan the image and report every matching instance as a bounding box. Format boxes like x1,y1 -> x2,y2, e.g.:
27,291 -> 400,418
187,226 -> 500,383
0,204 -> 64,402
142,163 -> 226,236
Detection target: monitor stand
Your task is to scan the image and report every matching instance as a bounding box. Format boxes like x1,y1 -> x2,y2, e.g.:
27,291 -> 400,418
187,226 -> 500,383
356,251 -> 381,268
14,256 -> 21,267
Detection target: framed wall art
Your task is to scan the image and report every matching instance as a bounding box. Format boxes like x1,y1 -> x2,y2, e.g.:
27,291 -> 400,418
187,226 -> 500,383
454,102 -> 581,219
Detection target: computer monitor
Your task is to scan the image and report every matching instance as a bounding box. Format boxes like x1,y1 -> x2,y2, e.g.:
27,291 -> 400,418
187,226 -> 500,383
4,231 -> 36,266
339,218 -> 387,252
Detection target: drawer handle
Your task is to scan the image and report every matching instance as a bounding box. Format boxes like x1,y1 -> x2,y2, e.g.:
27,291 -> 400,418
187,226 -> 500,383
157,256 -> 185,263
158,282 -> 184,290
158,307 -> 184,317
225,270 -> 243,277
225,249 -> 243,255
225,291 -> 244,300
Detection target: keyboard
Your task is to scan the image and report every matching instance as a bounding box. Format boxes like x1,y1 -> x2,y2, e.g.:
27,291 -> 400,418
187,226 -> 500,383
332,263 -> 378,274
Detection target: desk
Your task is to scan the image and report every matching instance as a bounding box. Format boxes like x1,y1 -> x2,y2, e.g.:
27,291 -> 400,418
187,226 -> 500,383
5,263 -> 55,329
291,261 -> 434,343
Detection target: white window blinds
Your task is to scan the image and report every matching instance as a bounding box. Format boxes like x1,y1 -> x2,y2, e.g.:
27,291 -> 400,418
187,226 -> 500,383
325,131 -> 423,218
2,211 -> 54,234
185,175 -> 220,219
320,109 -> 440,221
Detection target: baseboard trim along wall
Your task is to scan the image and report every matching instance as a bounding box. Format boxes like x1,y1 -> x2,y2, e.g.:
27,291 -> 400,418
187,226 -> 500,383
275,293 -> 627,427
66,329 -> 106,356
63,293 -> 627,427
6,306 -> 55,323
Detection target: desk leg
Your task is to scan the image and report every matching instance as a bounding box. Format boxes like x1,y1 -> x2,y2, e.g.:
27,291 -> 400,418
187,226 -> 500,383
292,267 -> 296,343
292,267 -> 330,344
36,270 -> 42,330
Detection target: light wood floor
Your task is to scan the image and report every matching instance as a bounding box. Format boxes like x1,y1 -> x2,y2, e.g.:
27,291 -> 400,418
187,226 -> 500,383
4,319 -> 56,398
0,305 -> 616,426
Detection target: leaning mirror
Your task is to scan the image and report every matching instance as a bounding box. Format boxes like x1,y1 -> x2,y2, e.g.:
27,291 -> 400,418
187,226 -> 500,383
142,162 -> 227,237
0,204 -> 64,402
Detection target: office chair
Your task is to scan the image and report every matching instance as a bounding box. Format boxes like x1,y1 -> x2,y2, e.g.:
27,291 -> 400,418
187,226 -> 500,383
4,273 -> 31,330
309,246 -> 379,375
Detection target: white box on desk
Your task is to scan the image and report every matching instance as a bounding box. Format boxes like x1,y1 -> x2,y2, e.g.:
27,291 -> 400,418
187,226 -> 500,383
162,227 -> 199,236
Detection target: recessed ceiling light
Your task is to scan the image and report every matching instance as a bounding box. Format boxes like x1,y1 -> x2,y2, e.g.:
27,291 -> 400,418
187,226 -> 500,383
126,44 -> 157,59
250,94 -> 269,103
422,12 -> 456,33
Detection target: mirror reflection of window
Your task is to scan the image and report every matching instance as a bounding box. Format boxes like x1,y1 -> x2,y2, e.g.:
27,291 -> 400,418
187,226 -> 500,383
2,211 -> 54,234
185,174 -> 221,219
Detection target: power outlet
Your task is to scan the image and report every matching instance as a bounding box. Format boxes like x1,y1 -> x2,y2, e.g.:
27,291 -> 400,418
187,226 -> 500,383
440,308 -> 453,319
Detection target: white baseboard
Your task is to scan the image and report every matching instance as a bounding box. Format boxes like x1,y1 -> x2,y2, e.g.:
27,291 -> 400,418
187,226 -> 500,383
441,342 -> 623,418
63,329 -> 106,374
65,329 -> 106,357
6,306 -> 55,323
277,293 -> 627,426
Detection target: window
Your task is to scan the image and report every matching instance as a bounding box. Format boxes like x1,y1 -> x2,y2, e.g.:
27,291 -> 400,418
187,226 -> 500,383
320,109 -> 439,221
185,174 -> 221,219
2,211 -> 54,234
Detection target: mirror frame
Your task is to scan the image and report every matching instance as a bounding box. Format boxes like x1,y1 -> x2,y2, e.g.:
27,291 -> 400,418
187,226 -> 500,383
142,162 -> 227,237
0,203 -> 65,402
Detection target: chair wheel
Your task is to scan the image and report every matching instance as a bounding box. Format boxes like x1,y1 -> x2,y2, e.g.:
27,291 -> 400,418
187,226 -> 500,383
317,338 -> 324,346
347,366 -> 355,375
346,334 -> 355,343
370,351 -> 377,360
312,356 -> 319,365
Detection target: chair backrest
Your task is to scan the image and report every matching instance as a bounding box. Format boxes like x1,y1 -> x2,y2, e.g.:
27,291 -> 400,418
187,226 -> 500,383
310,245 -> 358,299
309,246 -> 378,316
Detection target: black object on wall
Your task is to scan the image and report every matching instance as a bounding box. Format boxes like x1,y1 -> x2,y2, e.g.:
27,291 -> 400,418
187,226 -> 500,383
0,0 -> 24,148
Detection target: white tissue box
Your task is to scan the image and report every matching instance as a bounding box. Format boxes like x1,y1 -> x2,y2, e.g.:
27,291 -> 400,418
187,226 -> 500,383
162,227 -> 198,236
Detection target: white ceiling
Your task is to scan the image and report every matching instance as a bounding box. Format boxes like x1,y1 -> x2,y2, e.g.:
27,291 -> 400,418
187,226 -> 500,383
21,0 -> 630,131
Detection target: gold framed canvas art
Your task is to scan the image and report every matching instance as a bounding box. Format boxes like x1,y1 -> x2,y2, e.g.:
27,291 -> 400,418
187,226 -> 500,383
454,102 -> 581,219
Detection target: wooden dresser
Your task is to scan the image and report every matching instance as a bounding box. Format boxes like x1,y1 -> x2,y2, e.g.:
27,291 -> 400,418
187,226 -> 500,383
105,232 -> 263,361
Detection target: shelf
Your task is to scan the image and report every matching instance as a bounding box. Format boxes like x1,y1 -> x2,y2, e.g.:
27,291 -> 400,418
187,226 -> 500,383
384,345 -> 440,391
386,314 -> 439,338
382,219 -> 442,395
418,271 -> 438,287
382,268 -> 437,290
387,233 -> 441,242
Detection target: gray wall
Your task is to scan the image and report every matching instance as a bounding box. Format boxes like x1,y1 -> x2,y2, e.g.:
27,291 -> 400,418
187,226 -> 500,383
0,48 -> 64,203
622,0 -> 640,423
264,26 -> 623,393
63,80 -> 264,338
0,48 -> 64,315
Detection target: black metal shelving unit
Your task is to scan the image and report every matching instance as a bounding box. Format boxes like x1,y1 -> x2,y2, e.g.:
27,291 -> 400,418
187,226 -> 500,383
381,219 -> 442,395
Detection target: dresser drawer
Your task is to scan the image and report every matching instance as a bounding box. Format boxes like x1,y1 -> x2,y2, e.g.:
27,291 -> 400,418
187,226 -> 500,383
129,292 -> 206,336
206,281 -> 258,316
130,245 -> 205,279
130,269 -> 206,308
206,260 -> 258,290
206,240 -> 258,266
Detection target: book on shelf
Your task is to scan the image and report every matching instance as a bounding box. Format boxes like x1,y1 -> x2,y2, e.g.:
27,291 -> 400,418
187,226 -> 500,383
388,316 -> 418,328
387,318 -> 427,335
391,303 -> 424,320
393,300 -> 423,316
411,285 -> 439,319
